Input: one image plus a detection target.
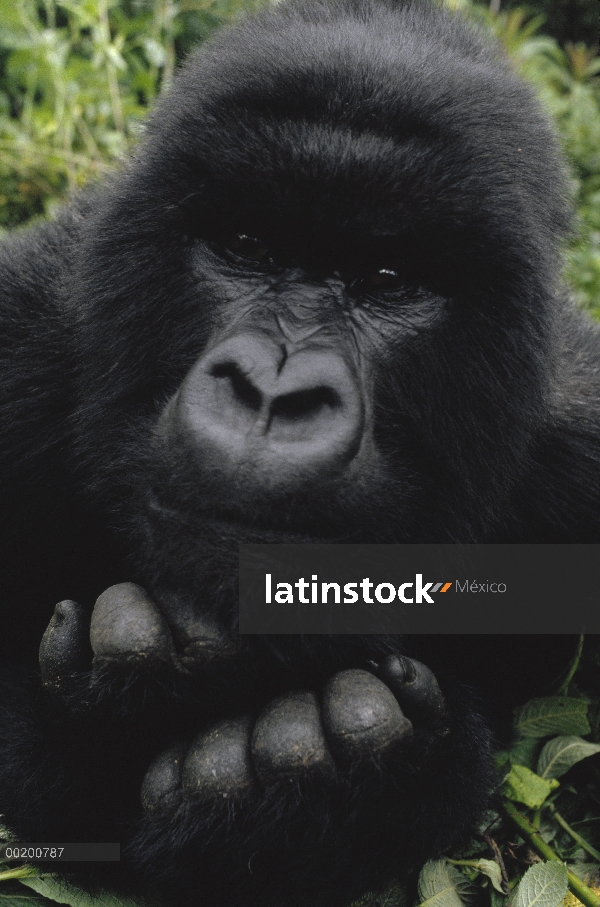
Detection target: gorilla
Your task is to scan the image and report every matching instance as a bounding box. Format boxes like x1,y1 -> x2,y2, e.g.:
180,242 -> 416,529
0,0 -> 598,905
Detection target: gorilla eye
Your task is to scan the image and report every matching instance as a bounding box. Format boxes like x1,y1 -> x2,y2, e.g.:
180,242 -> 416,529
346,269 -> 407,296
368,269 -> 404,289
228,234 -> 272,263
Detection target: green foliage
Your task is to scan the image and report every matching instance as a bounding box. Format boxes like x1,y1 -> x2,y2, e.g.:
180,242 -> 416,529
474,0 -> 599,48
472,3 -> 600,315
513,698 -> 591,738
537,737 -> 600,781
19,875 -> 146,906
512,862 -> 569,907
504,764 -> 560,809
426,647 -> 600,907
416,861 -> 476,907
0,0 -> 266,227
353,639 -> 600,907
495,14 -> 600,317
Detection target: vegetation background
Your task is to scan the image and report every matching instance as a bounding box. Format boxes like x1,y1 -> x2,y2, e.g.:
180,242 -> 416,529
0,2 -> 600,907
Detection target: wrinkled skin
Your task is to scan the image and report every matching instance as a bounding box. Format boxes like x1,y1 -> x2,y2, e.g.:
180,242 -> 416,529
0,0 -> 597,905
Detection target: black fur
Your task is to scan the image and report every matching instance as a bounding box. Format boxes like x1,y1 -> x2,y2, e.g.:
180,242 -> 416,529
0,0 -> 596,905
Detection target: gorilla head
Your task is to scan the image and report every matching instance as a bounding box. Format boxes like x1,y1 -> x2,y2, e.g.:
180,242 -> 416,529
69,0 -> 573,597
1,1 -> 597,906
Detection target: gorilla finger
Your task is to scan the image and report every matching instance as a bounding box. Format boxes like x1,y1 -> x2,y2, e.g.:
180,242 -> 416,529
251,691 -> 335,784
141,740 -> 187,813
322,669 -> 412,762
371,655 -> 447,726
155,589 -> 243,670
39,600 -> 91,690
182,717 -> 255,801
90,583 -> 175,665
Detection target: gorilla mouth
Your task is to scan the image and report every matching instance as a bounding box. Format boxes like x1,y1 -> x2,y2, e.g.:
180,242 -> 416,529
199,512 -> 337,543
144,490 -> 345,547
140,443 -> 419,544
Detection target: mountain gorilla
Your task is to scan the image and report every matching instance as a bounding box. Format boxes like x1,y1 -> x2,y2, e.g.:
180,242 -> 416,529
0,0 -> 599,904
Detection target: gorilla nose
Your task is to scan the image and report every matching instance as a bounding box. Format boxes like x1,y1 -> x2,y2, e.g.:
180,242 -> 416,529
175,334 -> 365,484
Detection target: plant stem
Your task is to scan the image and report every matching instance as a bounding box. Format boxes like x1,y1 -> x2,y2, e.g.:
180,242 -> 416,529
0,865 -> 38,881
558,635 -> 584,696
98,0 -> 124,132
547,804 -> 600,862
504,801 -> 600,907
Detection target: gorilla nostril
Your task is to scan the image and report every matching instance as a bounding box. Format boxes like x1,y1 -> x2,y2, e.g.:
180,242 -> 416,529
210,361 -> 262,412
173,332 -> 366,483
270,387 -> 341,422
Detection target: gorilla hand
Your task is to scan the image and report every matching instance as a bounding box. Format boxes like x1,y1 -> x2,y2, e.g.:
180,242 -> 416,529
39,583 -> 451,804
140,667 -> 448,812
33,583 -> 487,907
39,582 -> 244,695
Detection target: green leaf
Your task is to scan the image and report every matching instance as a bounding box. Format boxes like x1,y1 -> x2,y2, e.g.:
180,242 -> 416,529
514,699 -> 590,738
0,826 -> 15,843
537,736 -> 600,779
417,861 -> 472,907
504,764 -> 560,809
20,878 -> 144,907
495,751 -> 510,771
509,738 -> 543,770
512,862 -> 568,907
465,860 -> 505,894
0,895 -> 60,906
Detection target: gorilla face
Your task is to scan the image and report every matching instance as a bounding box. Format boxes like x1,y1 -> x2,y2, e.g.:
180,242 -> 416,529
68,0 -> 568,615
